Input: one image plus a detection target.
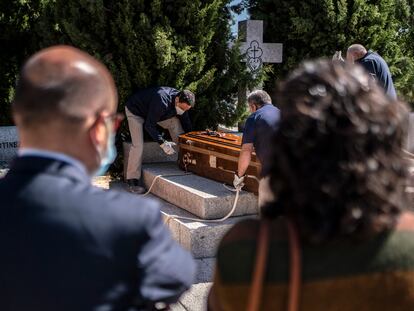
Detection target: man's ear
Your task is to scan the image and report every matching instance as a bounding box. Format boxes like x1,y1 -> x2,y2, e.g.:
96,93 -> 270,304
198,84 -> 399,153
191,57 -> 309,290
346,52 -> 354,63
12,111 -> 22,127
89,117 -> 106,147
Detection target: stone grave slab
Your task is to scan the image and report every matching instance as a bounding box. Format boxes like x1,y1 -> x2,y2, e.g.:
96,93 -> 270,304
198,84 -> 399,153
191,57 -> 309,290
142,162 -> 258,219
123,141 -> 177,179
0,126 -> 18,165
152,193 -> 256,258
98,181 -> 256,258
123,141 -> 177,164
194,258 -> 216,284
170,283 -> 212,311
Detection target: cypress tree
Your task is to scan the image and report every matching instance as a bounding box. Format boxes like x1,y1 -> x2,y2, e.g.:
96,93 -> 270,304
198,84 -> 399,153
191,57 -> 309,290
34,0 -> 259,129
0,1 -> 42,125
394,0 -> 414,102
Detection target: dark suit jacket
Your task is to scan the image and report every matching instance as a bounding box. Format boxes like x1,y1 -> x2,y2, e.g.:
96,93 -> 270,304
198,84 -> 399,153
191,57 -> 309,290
0,156 -> 195,311
125,87 -> 192,144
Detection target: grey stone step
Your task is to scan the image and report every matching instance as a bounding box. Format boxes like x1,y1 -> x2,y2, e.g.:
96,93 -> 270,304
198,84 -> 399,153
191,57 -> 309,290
142,162 -> 259,219
123,141 -> 177,181
170,282 -> 212,311
123,142 -> 177,179
96,180 -> 255,259
148,194 -> 257,259
194,258 -> 216,284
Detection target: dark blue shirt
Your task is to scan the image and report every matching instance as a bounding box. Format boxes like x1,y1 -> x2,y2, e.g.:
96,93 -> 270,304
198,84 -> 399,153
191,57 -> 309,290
242,103 -> 280,176
357,51 -> 397,100
126,87 -> 192,144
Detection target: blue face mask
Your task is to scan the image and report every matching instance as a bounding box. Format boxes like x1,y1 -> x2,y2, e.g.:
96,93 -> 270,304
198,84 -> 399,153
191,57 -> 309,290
93,132 -> 117,176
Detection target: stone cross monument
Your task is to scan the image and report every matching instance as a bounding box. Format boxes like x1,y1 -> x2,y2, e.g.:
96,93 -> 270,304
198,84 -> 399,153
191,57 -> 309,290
237,20 -> 283,130
239,20 -> 283,73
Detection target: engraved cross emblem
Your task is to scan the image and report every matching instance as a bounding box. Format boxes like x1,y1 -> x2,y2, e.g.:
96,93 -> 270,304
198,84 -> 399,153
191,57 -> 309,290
239,20 -> 283,72
247,40 -> 263,71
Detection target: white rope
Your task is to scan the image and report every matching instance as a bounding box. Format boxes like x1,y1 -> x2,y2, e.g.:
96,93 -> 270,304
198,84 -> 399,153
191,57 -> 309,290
142,172 -> 193,196
403,148 -> 414,159
140,172 -> 243,223
164,186 -> 241,223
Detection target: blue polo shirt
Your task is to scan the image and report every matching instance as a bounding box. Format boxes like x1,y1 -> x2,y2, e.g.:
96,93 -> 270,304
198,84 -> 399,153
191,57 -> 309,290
242,103 -> 280,176
357,51 -> 397,100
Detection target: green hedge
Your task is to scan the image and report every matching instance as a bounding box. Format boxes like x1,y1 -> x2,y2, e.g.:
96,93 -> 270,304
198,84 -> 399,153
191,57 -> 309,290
246,0 -> 414,106
1,0 -> 263,128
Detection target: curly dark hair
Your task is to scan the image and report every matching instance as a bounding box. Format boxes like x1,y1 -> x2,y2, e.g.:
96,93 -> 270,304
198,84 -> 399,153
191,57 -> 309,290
263,59 -> 409,243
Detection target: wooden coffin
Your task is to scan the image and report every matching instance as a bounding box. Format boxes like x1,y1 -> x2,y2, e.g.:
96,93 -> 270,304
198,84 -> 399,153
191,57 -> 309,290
178,130 -> 261,194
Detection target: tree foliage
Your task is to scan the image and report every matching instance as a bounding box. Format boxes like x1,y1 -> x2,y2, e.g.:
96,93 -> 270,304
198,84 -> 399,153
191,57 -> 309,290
0,0 -> 42,125
33,0 -> 258,129
246,0 -> 414,105
1,0 -> 261,128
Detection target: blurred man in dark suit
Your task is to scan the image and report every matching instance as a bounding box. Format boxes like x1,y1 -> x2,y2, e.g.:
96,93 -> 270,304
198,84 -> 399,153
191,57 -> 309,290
0,45 -> 195,311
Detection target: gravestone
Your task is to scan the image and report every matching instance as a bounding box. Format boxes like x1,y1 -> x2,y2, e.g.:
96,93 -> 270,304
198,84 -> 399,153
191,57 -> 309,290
0,126 -> 19,166
237,20 -> 283,126
238,20 -> 283,73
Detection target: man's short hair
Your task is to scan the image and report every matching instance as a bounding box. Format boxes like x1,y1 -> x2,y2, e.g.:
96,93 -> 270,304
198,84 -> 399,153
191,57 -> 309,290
247,90 -> 272,108
178,90 -> 195,107
347,44 -> 367,59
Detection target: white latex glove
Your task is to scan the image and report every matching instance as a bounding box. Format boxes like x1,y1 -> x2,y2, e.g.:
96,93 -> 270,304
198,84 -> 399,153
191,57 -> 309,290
233,173 -> 245,189
332,51 -> 344,62
160,141 -> 176,155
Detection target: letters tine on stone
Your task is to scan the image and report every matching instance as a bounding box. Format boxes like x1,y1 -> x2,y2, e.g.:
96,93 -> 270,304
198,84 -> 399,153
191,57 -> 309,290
0,126 -> 19,165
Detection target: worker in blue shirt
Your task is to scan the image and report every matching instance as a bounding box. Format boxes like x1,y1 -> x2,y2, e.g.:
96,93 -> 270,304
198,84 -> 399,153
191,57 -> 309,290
233,90 -> 280,206
125,87 -> 195,193
346,44 -> 397,100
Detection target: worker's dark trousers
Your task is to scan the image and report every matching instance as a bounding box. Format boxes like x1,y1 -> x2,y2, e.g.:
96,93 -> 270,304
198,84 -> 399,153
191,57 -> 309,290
125,107 -> 183,180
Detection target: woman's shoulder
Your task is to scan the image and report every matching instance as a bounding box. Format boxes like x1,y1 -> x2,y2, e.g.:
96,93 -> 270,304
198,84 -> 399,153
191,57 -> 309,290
219,217 -> 288,246
215,217 -> 289,284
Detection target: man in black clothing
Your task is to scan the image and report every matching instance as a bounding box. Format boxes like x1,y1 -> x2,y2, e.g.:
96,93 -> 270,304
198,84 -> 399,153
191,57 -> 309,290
125,87 -> 195,193
346,44 -> 397,99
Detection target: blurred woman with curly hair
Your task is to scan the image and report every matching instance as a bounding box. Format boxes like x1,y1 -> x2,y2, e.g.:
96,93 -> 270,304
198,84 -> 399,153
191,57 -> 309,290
209,59 -> 414,311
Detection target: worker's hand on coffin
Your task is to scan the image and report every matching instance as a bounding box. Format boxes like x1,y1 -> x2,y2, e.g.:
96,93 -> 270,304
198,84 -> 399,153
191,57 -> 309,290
160,141 -> 176,155
233,173 -> 245,189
